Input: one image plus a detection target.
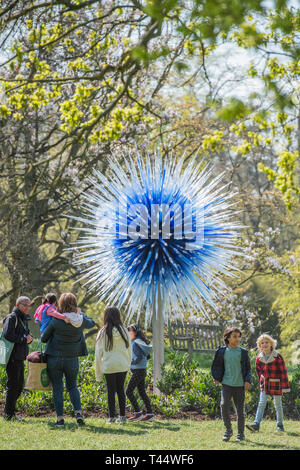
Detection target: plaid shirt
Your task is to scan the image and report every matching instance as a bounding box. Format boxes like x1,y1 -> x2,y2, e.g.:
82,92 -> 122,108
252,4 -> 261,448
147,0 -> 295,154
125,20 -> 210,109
255,351 -> 290,396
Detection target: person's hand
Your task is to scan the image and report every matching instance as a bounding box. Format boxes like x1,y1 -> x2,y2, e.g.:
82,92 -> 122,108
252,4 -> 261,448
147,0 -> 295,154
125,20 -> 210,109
244,382 -> 251,391
64,317 -> 71,324
214,380 -> 221,385
26,334 -> 33,344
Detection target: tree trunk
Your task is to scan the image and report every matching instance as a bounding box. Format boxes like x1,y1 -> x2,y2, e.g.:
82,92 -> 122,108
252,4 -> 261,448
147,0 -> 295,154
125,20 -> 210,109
152,287 -> 165,395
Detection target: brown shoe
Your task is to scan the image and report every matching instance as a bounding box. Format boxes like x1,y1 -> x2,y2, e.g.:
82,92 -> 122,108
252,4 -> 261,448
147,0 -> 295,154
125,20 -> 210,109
139,414 -> 154,422
128,412 -> 143,421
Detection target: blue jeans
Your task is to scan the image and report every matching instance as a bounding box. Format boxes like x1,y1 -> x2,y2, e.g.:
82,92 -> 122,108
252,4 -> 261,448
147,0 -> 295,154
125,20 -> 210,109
47,356 -> 81,418
254,390 -> 284,427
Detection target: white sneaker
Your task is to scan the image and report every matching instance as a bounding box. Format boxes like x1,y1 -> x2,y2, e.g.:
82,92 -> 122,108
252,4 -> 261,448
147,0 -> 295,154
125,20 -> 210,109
12,414 -> 23,422
116,416 -> 127,424
106,417 -> 116,424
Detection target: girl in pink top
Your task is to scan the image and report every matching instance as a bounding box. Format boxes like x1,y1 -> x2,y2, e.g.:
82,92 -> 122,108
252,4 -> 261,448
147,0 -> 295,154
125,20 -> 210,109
34,293 -> 69,332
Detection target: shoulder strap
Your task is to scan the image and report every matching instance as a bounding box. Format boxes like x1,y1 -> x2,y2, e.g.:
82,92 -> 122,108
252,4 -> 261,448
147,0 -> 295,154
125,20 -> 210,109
42,304 -> 50,314
18,317 -> 26,331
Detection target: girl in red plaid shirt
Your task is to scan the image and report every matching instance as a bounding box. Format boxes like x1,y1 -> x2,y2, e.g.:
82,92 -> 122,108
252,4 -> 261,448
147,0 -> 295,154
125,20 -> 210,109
246,334 -> 290,433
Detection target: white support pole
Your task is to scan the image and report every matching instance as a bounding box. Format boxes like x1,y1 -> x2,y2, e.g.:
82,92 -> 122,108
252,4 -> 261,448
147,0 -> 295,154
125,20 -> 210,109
152,287 -> 165,396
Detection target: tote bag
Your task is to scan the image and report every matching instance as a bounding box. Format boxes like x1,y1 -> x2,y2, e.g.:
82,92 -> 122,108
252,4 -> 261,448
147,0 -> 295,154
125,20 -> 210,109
0,331 -> 14,366
0,316 -> 18,366
25,340 -> 52,391
25,362 -> 52,391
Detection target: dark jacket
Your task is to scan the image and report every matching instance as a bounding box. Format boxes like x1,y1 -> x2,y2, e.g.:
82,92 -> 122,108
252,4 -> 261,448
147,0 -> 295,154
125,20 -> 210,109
131,338 -> 152,370
41,314 -> 95,358
2,307 -> 31,361
211,346 -> 252,384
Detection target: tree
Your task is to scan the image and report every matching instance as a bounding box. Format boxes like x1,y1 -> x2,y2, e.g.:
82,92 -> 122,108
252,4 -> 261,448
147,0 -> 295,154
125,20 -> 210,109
0,0 -> 299,376
0,2 -> 179,311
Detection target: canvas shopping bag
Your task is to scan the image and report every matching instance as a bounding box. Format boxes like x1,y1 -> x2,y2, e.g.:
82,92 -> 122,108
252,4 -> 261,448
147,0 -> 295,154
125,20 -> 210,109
25,361 -> 52,391
25,339 -> 52,391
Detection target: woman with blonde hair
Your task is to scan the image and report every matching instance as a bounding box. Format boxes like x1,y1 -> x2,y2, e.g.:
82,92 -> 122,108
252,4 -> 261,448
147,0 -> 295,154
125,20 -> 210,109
41,293 -> 95,428
246,333 -> 290,433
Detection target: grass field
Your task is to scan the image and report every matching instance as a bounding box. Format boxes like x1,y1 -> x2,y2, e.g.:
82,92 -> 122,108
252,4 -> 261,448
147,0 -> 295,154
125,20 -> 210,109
0,417 -> 299,450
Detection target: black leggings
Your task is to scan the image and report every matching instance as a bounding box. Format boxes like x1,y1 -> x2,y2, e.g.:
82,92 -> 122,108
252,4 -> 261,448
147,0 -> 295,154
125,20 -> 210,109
104,372 -> 127,418
126,369 -> 152,414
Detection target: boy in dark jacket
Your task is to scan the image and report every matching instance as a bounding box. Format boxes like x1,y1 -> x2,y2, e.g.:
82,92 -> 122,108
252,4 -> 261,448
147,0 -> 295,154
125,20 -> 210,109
211,326 -> 252,442
2,296 -> 33,421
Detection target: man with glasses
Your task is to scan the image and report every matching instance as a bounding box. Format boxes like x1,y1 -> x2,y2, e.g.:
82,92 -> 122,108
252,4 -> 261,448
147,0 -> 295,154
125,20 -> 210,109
2,296 -> 33,421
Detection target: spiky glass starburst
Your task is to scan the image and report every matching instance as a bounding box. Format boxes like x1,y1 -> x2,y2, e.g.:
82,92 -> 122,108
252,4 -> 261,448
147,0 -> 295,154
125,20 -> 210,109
71,150 -> 242,326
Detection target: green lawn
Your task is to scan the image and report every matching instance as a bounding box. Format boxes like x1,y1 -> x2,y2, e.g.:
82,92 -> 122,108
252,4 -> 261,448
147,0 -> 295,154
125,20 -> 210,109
0,417 -> 299,450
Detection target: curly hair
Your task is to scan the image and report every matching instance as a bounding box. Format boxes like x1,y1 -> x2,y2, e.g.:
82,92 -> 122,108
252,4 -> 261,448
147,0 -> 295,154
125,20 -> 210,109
256,333 -> 277,351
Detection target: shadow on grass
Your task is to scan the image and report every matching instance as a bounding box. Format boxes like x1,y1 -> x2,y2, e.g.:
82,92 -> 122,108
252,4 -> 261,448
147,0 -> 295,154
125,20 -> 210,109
84,424 -> 147,436
127,421 -> 181,432
37,418 -> 146,436
84,419 -> 181,435
244,438 -> 300,450
34,417 -> 181,435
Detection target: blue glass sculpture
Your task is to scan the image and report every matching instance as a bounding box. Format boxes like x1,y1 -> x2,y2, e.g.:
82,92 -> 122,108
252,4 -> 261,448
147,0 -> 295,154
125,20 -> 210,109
71,149 -> 242,326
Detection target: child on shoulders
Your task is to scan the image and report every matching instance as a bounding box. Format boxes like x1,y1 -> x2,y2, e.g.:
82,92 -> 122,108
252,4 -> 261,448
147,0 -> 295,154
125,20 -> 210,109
34,293 -> 82,332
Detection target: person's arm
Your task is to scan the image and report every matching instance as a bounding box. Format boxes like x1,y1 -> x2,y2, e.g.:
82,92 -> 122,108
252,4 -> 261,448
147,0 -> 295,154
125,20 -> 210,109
126,331 -> 132,367
255,357 -> 262,378
128,336 -> 132,365
279,355 -> 290,393
95,334 -> 104,382
81,313 -> 96,330
244,350 -> 252,385
3,315 -> 26,344
211,349 -> 221,384
46,306 -> 66,321
131,342 -> 144,365
41,321 -> 55,343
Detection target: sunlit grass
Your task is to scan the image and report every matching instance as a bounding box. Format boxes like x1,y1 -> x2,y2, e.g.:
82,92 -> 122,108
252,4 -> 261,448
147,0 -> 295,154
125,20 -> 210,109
0,417 -> 299,450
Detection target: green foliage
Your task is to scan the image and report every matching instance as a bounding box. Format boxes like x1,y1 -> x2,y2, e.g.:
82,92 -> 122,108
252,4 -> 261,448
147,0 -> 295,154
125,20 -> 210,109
156,351 -> 300,419
273,246 -> 300,361
151,394 -> 180,417
0,1 -> 299,384
157,352 -> 219,417
157,351 -> 198,394
216,98 -> 251,122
